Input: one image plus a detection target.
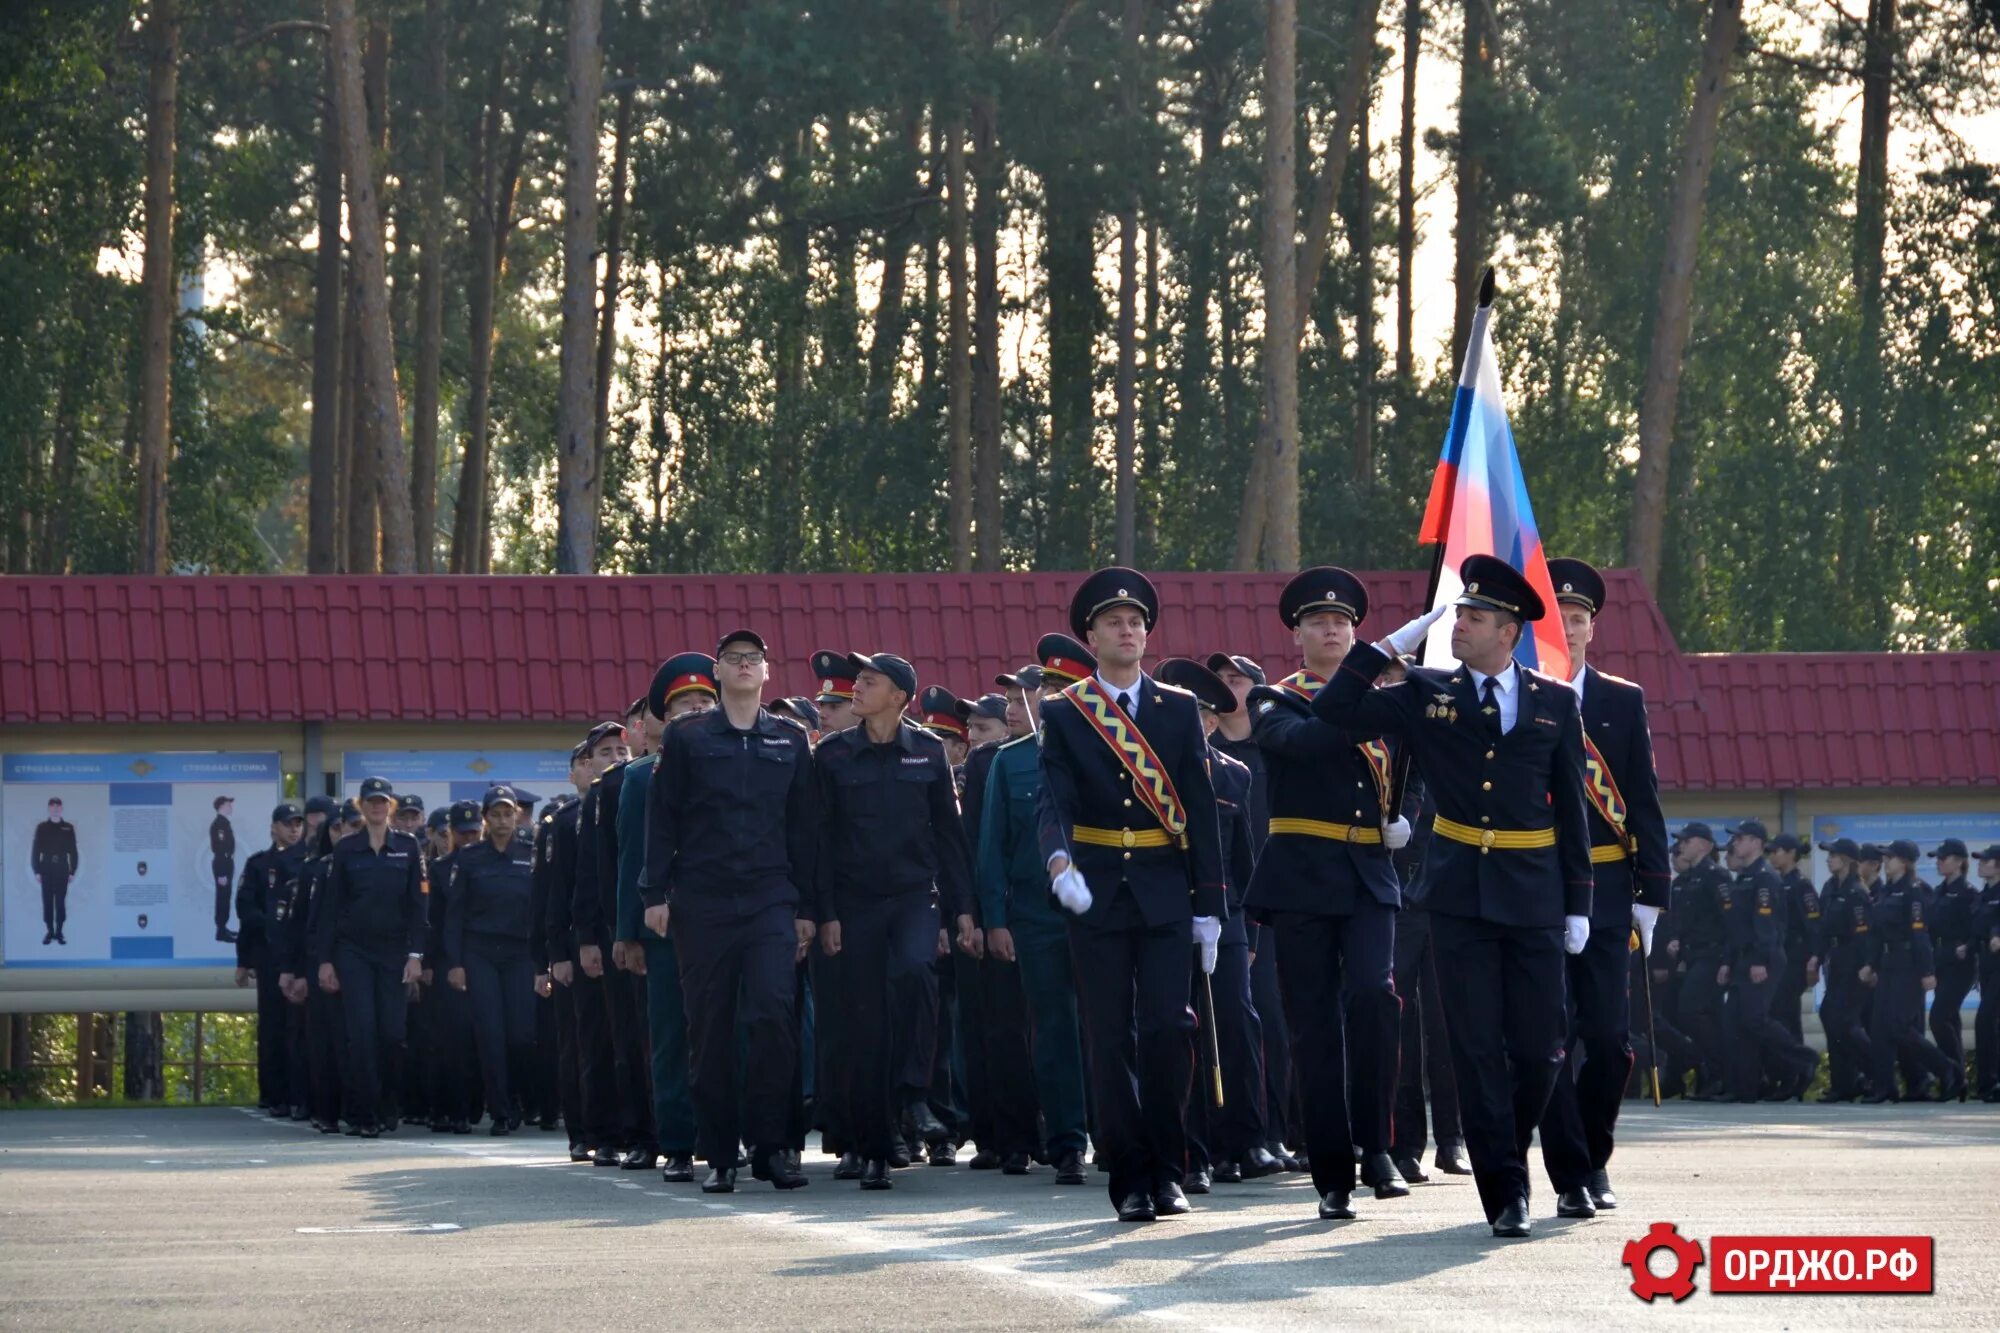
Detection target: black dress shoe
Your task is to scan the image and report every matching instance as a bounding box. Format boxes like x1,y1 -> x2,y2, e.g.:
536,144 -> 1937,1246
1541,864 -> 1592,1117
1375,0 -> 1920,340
967,1148 -> 1001,1170
1360,1152 -> 1410,1199
489,1119 -> 512,1137
1155,1182 -> 1191,1215
1240,1145 -> 1283,1178
593,1147 -> 623,1167
359,1125 -> 381,1139
1942,1072 -> 1969,1103
343,1123 -> 363,1136
1586,1168 -> 1617,1210
833,1152 -> 864,1179
1001,1152 -> 1030,1175
1859,1090 -> 1895,1104
451,1120 -> 471,1135
1434,1144 -> 1472,1175
1909,1076 -> 1940,1103
1318,1190 -> 1355,1220
702,1166 -> 737,1193
753,1148 -> 808,1189
53,932 -> 67,946
859,1158 -> 892,1190
1117,1191 -> 1157,1222
1491,1198 -> 1532,1238
569,1145 -> 592,1163
538,1114 -> 559,1132
1394,1155 -> 1430,1185
269,1104 -> 291,1118
316,1120 -> 339,1134
621,1149 -> 658,1170
1183,1168 -> 1212,1196
928,1141 -> 959,1166
1054,1150 -> 1087,1185
216,927 -> 238,945
289,1108 -> 310,1123
904,1100 -> 950,1145
41,931 -> 53,945
888,1142 -> 913,1169
1556,1187 -> 1596,1219
1291,1149 -> 1311,1172
1212,1160 -> 1244,1184
660,1154 -> 695,1183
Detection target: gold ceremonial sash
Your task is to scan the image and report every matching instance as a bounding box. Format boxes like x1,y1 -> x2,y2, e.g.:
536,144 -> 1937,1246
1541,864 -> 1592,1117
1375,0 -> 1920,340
1280,669 -> 1394,815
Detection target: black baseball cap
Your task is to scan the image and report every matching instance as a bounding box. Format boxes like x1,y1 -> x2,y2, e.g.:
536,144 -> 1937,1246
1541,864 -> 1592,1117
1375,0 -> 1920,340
1818,837 -> 1860,858
1857,843 -> 1885,862
995,665 -> 1044,692
337,799 -> 362,822
770,696 -> 822,730
449,800 -> 482,832
1975,844 -> 2000,864
847,651 -> 918,697
397,793 -> 425,814
1768,832 -> 1803,853
968,693 -> 1009,722
271,802 -> 303,823
1205,653 -> 1267,686
304,794 -> 338,818
1727,819 -> 1769,843
1931,838 -> 1969,859
716,629 -> 767,656
1884,838 -> 1920,862
482,785 -> 521,812
357,776 -> 395,802
426,808 -> 450,833
1674,822 -> 1716,845
582,720 -> 627,751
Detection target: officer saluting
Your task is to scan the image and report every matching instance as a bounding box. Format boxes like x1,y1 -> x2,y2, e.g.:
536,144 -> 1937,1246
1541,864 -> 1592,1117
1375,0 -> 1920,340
1310,554 -> 1592,1239
1534,558 -> 1670,1219
1036,568 -> 1227,1224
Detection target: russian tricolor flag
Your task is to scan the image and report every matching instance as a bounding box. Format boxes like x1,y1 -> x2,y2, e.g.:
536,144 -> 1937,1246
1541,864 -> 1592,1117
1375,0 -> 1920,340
1417,290 -> 1571,680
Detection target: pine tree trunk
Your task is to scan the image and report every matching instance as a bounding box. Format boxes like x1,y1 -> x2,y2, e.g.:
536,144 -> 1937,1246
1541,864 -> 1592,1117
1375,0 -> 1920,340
554,0 -> 605,574
1450,0 -> 1495,368
1395,0 -> 1421,387
409,0 -> 447,573
970,89 -> 1003,571
769,128 -> 809,573
594,80 -> 635,516
135,0 -> 179,574
327,0 -> 413,571
342,266 -> 377,573
1113,0 -> 1143,565
867,110 -> 922,432
1044,175 -> 1099,569
309,52 -> 344,575
1239,0 -> 1298,571
944,20 -> 974,572
1294,0 -> 1385,340
1626,0 -> 1742,591
1352,89 -> 1374,487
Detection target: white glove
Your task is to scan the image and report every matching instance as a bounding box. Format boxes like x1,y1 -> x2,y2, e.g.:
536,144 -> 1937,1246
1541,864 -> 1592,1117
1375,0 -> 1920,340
1382,816 -> 1412,850
1192,916 -> 1221,975
1563,915 -> 1590,955
1381,605 -> 1448,657
1051,865 -> 1093,915
1631,903 -> 1660,957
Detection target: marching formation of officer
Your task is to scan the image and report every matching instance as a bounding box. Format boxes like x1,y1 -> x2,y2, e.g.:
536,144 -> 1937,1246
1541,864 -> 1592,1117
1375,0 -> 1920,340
228,559 -> 1999,1238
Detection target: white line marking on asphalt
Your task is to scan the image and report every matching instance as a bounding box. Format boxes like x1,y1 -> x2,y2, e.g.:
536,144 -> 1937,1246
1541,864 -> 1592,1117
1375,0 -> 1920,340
296,1223 -> 464,1234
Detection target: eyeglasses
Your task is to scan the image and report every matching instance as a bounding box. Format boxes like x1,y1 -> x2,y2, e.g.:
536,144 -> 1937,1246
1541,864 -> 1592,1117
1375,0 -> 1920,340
720,651 -> 766,666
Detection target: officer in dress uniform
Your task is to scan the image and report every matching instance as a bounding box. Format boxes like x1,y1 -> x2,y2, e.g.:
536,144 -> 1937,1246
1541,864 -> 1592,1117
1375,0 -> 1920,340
976,636 -> 1097,1187
1861,839 -> 1960,1101
1310,555 -> 1592,1239
816,653 -> 977,1190
444,786 -> 540,1134
641,630 -> 818,1193
236,803 -> 306,1115
1243,568 -> 1409,1221
1717,820 -> 1819,1102
314,777 -> 429,1137
1153,658 -> 1262,1200
31,798 -> 78,946
1036,569 -> 1227,1224
1815,838 -> 1875,1101
1972,845 -> 2000,1102
1927,839 -> 1979,1086
535,751 -> 591,1159
1533,558 -> 1670,1219
614,652 -> 718,1183
1768,833 -> 1821,1048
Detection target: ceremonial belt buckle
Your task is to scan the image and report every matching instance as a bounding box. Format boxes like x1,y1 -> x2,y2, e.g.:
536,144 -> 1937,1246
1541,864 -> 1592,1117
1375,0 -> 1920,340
1345,824 -> 1367,845
1480,829 -> 1496,850
1121,829 -> 1136,849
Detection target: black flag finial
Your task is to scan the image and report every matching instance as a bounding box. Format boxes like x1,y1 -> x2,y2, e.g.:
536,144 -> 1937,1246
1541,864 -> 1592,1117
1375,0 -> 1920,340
1478,266 -> 1496,309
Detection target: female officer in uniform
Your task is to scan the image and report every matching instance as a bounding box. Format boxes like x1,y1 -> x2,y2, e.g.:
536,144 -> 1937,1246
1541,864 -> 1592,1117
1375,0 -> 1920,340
315,776 -> 428,1136
445,786 -> 540,1134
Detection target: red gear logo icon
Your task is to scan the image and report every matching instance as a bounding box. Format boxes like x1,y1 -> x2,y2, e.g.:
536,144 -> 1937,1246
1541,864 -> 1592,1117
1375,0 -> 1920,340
1623,1222 -> 1704,1303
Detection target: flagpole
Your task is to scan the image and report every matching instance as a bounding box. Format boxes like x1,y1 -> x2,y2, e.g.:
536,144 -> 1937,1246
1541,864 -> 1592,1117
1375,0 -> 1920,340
1388,267 -> 1494,824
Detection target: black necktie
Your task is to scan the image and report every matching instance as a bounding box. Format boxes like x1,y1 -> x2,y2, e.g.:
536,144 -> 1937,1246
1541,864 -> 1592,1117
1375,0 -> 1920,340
1118,691 -> 1134,717
1481,677 -> 1501,736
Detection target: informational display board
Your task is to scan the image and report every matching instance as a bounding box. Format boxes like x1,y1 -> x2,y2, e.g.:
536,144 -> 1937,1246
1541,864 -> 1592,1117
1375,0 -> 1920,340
1804,811 -> 2000,887
339,750 -> 572,818
2,752 -> 284,968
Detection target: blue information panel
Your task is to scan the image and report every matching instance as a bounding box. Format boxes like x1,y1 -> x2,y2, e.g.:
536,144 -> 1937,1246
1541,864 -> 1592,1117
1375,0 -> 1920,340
2,752 -> 284,968
339,750 -> 573,821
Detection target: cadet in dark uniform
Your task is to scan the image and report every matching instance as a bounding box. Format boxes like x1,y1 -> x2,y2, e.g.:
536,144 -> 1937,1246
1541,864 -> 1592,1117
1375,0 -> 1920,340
813,648 -> 859,736
1670,826 -> 1730,1098
1927,838 -> 1979,1085
1862,839 -> 1959,1101
1154,658 -> 1262,1199
1815,838 -> 1876,1101
976,637 -> 1096,1187
394,794 -> 435,1126
1243,569 -> 1407,1221
551,724 -> 630,1164
1036,569 -> 1227,1224
1311,555 -> 1592,1239
914,682 -> 975,1157
275,798 -> 334,1120
617,652 -> 718,1182
211,796 -> 239,944
1717,820 -> 1819,1101
642,630 -> 818,1193
395,794 -> 426,837
816,653 -> 976,1189
1767,833 -> 1821,1047
31,798 -> 78,946
533,761 -> 588,1157
1973,844 -> 2000,1102
425,801 -> 482,1133
314,777 -> 428,1136
286,803 -> 355,1132
806,649 -> 861,1171
1534,559 -> 1670,1218
445,786 -> 540,1134
237,802 -> 306,1115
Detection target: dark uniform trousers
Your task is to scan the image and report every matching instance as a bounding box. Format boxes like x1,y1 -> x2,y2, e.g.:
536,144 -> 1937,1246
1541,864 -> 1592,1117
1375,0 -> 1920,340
1067,884 -> 1194,1206
1186,937 -> 1265,1168
639,936 -> 698,1154
334,944 -> 409,1128
1819,948 -> 1874,1098
1727,950 -> 1817,1099
1870,943 -> 1954,1093
1632,951 -> 1697,1097
1676,953 -> 1727,1092
550,981 -> 586,1145
1538,900 -> 1633,1188
39,873 -> 71,934
465,935 -> 537,1122
960,950 -> 1041,1157
1268,906 -> 1397,1195
811,947 -> 854,1153
253,956 -> 291,1108
1008,901 -> 1090,1157
675,903 -> 800,1166
426,981 -> 476,1125
840,888 -> 947,1159
1392,906 -> 1462,1154
610,969 -> 658,1152
213,858 -> 235,932
1429,912 -> 1567,1223
1248,945 -> 1295,1151
305,971 -> 346,1126
1977,942 -> 2000,1098
1931,953 -> 1975,1072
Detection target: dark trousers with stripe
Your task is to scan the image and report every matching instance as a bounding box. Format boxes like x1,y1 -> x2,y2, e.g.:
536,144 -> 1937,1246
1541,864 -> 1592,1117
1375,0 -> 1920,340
1538,916 -> 1632,1189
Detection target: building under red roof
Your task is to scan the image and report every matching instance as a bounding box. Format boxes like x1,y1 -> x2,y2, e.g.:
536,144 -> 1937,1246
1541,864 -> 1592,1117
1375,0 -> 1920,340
3,572 -> 1997,794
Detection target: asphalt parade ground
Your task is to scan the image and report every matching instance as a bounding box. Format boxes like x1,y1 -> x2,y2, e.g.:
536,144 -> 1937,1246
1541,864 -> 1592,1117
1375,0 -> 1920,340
0,1102 -> 1992,1329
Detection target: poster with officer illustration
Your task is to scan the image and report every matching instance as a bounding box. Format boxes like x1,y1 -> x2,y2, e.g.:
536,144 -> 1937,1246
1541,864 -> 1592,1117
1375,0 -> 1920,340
1,752 -> 284,968
339,750 -> 571,819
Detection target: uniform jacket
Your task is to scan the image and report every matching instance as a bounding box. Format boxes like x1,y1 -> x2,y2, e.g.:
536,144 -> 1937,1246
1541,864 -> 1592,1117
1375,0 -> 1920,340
1930,873 -> 1980,963
1209,741 -> 1258,946
1035,674 -> 1227,926
210,815 -> 235,864
572,761 -> 629,950
444,834 -> 537,965
1574,665 -> 1671,922
313,828 -> 428,965
1866,873 -> 1936,976
544,799 -> 585,963
31,819 -> 78,877
235,843 -> 293,966
1779,866 -> 1821,963
813,720 -> 972,922
1311,641 -> 1592,928
529,795 -> 576,973
615,754 -> 657,944
1720,855 -> 1784,970
975,736 -> 1050,930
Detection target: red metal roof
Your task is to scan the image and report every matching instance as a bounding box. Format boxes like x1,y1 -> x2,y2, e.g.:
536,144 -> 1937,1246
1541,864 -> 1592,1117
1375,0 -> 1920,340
3,572 -> 1994,793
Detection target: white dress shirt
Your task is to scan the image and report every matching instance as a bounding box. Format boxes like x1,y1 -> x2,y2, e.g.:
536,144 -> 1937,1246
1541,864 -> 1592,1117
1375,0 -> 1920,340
1098,673 -> 1140,721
